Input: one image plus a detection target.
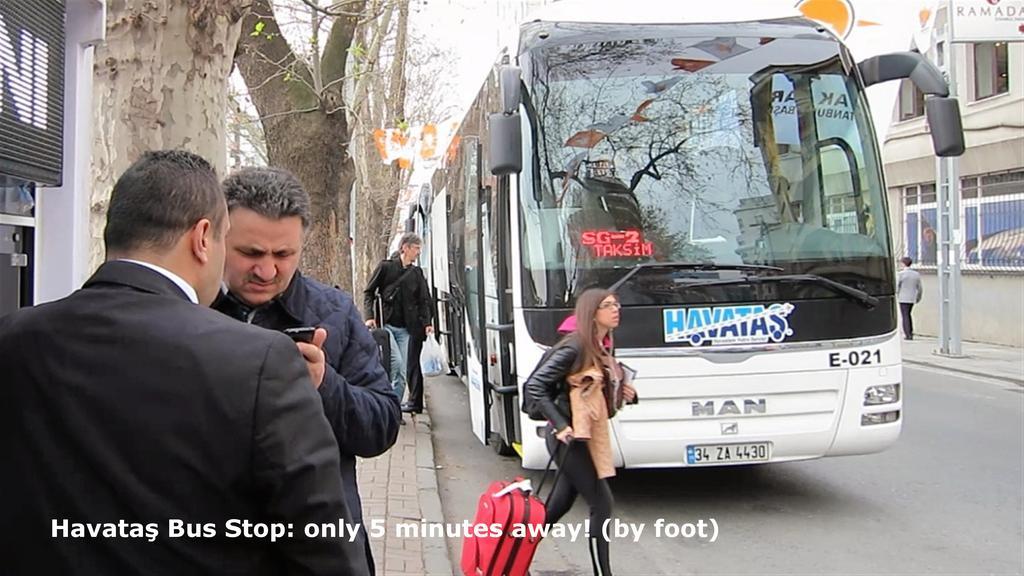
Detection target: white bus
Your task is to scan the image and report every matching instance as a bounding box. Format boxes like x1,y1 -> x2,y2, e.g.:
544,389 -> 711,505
419,1 -> 964,469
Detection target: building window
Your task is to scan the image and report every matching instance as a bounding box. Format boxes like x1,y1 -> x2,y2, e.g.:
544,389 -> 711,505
903,172 -> 1024,271
972,42 -> 1009,101
0,177 -> 36,217
898,79 -> 925,121
965,172 -> 1024,269
903,183 -> 937,266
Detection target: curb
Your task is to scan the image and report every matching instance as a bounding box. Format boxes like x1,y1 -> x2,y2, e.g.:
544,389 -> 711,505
903,359 -> 1024,387
413,412 -> 455,576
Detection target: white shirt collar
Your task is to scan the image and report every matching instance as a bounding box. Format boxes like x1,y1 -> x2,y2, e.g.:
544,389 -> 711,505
119,259 -> 200,304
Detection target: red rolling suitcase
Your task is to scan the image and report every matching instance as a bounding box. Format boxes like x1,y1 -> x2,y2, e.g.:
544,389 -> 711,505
461,447 -> 565,576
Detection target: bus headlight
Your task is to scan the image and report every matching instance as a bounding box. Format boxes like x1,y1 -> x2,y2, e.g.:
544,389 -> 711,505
864,384 -> 900,405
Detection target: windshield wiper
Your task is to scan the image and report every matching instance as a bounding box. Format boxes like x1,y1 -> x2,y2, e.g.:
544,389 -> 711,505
608,261 -> 783,292
683,274 -> 879,309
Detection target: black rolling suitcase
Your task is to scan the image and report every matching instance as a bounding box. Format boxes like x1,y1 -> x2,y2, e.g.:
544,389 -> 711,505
372,327 -> 392,378
371,295 -> 393,378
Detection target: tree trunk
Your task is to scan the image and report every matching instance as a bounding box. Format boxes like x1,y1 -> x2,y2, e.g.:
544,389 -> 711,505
234,0 -> 364,292
352,140 -> 402,299
351,0 -> 410,299
90,0 -> 246,271
266,110 -> 354,292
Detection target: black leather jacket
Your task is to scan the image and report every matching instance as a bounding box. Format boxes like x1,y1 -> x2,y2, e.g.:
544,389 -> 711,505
362,256 -> 433,337
522,336 -> 582,432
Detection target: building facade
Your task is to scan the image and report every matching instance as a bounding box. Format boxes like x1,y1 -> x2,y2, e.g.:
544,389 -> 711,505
883,10 -> 1023,346
0,0 -> 104,316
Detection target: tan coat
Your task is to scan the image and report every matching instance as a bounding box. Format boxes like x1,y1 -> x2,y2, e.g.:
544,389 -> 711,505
566,367 -> 616,479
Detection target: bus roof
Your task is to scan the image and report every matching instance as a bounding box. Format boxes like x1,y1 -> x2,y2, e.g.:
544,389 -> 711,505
514,0 -> 927,145
524,0 -> 805,27
515,1 -> 831,59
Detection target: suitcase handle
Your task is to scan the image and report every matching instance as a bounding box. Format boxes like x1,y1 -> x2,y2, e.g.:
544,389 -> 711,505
534,435 -> 571,507
492,479 -> 534,498
374,295 -> 385,326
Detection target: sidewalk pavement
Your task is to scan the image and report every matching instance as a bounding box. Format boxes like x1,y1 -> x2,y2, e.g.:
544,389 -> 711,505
355,336 -> 1021,574
901,335 -> 1023,385
356,413 -> 453,576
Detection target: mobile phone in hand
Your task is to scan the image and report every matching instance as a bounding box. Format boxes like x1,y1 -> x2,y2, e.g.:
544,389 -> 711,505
283,326 -> 317,344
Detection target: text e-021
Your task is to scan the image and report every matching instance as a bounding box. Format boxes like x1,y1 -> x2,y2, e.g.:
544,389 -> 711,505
828,349 -> 881,368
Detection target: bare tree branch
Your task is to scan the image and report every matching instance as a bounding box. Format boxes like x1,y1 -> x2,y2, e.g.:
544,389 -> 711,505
234,0 -> 367,290
256,105 -> 322,121
297,0 -> 369,17
246,48 -> 320,98
237,0 -> 318,116
350,0 -> 395,120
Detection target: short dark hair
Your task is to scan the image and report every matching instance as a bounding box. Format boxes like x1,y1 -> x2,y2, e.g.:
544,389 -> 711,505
221,166 -> 310,229
104,150 -> 224,254
901,256 -> 913,267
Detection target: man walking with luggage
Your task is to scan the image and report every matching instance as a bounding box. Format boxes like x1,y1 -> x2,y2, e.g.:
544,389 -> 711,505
364,233 -> 434,414
213,166 -> 400,575
897,256 -> 923,340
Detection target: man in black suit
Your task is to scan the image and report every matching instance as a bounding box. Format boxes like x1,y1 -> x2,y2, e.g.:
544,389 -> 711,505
0,151 -> 369,575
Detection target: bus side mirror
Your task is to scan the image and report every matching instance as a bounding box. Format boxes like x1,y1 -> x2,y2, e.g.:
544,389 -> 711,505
499,66 -> 522,113
489,113 -> 522,175
490,65 -> 523,175
858,51 -> 965,157
926,97 -> 966,157
857,52 -> 948,96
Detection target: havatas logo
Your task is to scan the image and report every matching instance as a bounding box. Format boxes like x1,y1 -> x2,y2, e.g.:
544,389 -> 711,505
663,303 -> 795,346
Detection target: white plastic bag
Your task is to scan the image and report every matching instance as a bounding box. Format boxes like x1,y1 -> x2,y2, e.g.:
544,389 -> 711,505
420,334 -> 446,377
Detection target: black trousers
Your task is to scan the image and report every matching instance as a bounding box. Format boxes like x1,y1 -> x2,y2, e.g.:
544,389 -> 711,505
362,526 -> 376,576
405,334 -> 425,408
899,303 -> 915,339
544,430 -> 615,576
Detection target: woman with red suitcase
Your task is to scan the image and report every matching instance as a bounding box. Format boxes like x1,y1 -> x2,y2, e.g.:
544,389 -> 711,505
523,288 -> 637,576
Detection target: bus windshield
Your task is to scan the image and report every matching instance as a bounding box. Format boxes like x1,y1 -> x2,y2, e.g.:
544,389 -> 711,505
519,29 -> 892,308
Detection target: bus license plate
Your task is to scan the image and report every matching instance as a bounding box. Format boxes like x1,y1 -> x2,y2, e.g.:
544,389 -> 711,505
686,442 -> 771,465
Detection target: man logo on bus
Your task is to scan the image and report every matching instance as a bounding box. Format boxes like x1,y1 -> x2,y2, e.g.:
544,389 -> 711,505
663,303 -> 795,346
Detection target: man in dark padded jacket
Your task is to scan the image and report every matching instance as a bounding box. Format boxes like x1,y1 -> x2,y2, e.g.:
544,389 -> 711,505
213,166 -> 399,575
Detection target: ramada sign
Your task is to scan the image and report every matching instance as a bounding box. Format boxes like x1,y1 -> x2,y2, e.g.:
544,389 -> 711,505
950,0 -> 1024,42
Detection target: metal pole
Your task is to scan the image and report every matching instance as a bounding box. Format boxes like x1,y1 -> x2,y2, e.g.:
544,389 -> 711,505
936,0 -> 963,356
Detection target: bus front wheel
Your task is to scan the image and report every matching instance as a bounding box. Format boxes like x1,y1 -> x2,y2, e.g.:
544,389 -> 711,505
490,432 -> 516,457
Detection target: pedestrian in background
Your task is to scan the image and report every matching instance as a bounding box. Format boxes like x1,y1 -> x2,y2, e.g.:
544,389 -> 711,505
213,166 -> 400,575
0,151 -> 367,575
522,288 -> 637,576
363,232 -> 434,415
898,256 -> 923,340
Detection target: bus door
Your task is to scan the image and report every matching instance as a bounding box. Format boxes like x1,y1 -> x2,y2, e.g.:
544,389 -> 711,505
436,188 -> 468,378
480,179 -> 517,455
464,139 -> 489,445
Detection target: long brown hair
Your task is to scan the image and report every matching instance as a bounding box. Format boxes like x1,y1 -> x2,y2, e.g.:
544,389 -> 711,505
565,287 -> 617,374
